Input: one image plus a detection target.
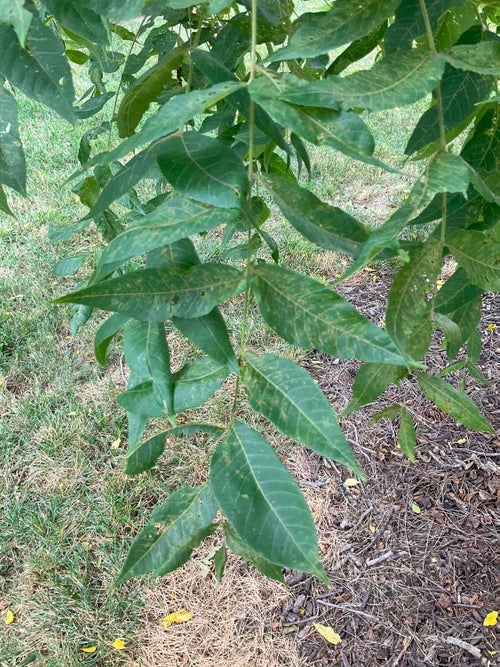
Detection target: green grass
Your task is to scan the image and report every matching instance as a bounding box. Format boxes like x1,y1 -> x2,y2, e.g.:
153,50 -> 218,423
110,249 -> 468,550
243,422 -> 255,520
0,69 -> 424,664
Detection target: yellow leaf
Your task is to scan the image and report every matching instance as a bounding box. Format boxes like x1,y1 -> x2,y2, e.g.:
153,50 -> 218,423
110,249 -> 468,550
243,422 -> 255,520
344,478 -> 360,487
161,608 -> 193,628
411,503 -> 421,514
112,638 -> 126,650
436,279 -> 444,288
487,651 -> 498,656
110,437 -> 121,451
4,609 -> 14,625
455,438 -> 467,444
81,646 -> 97,654
486,323 -> 496,331
369,524 -> 376,534
483,610 -> 498,627
313,623 -> 342,645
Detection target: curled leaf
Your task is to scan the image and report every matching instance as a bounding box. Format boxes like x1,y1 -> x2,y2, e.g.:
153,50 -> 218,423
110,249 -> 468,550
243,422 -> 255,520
313,622 -> 342,645
483,610 -> 498,627
112,638 -> 126,649
4,609 -> 14,624
81,646 -> 97,653
161,608 -> 193,628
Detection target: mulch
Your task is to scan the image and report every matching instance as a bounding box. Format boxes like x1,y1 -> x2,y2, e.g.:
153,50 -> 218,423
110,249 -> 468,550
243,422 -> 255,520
276,268 -> 499,666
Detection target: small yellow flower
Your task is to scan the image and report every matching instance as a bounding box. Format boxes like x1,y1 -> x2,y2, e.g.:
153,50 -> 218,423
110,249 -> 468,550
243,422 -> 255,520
483,610 -> 498,627
112,638 -> 126,650
486,323 -> 496,331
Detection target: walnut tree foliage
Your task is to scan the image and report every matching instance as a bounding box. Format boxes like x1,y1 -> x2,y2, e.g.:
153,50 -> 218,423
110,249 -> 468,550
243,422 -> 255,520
1,0 -> 498,584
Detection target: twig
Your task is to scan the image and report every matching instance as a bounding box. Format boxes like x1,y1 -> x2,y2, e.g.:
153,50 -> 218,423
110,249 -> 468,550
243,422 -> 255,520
454,448 -> 500,458
298,478 -> 329,489
366,550 -> 396,567
445,636 -> 481,659
316,599 -> 381,623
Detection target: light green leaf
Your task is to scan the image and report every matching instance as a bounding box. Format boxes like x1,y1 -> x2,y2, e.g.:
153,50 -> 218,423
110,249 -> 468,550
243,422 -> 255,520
0,85 -> 26,194
447,229 -> 500,292
210,422 -> 327,581
0,184 -> 14,216
55,263 -> 243,321
116,484 -> 219,583
125,423 -> 224,475
213,544 -> 227,582
251,263 -> 407,366
42,0 -> 109,43
262,174 -> 368,257
269,0 -> 400,61
0,16 -> 75,123
87,81 -> 244,168
398,406 -> 416,462
97,197 -> 240,277
172,309 -> 237,371
0,0 -> 31,46
173,357 -> 229,413
94,313 -> 128,366
117,48 -> 185,137
427,151 -> 470,194
417,371 -> 492,432
386,237 -> 442,356
442,42 -> 500,76
224,524 -> 285,583
273,50 -> 446,112
241,353 -> 361,474
344,363 -> 406,415
157,132 -> 247,209
85,0 -> 143,20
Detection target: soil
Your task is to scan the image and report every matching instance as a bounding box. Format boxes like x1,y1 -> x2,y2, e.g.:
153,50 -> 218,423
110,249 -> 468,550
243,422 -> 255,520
277,269 -> 499,666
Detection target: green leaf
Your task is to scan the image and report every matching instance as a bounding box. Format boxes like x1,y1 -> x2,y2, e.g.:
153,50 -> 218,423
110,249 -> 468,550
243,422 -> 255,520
251,263 -> 407,366
427,151 -> 470,195
172,309 -> 238,371
117,48 -> 185,137
442,42 -> 500,76
118,381 -> 164,417
406,67 -> 492,155
116,484 -> 219,584
271,50 -> 446,113
262,175 -> 368,257
447,229 -> 500,292
97,197 -> 240,277
433,312 -> 463,358
434,268 -> 483,315
173,357 -> 229,413
386,237 -> 442,356
56,263 -> 242,321
157,132 -> 247,209
373,404 -> 401,422
0,85 -> 26,195
88,81 -> 244,168
0,16 -> 75,123
42,0 -> 109,44
327,21 -> 387,76
0,0 -> 32,46
94,313 -> 128,366
242,353 -> 361,473
0,184 -> 14,216
125,423 -> 224,475
344,363 -> 406,415
249,76 -> 389,169
224,524 -> 285,583
385,0 -> 463,54
398,406 -> 416,462
213,544 -> 227,582
417,371 -> 492,432
127,412 -> 147,450
269,0 -> 400,61
210,422 -> 327,581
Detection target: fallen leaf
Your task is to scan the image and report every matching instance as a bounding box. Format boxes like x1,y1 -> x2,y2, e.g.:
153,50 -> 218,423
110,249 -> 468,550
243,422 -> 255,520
487,650 -> 498,656
110,437 -> 121,451
411,503 -> 421,514
112,638 -> 126,650
486,323 -> 496,331
313,622 -> 342,645
455,437 -> 467,444
81,646 -> 97,653
483,610 -> 498,627
344,478 -> 360,487
369,524 -> 376,534
161,608 -> 193,628
4,609 -> 14,625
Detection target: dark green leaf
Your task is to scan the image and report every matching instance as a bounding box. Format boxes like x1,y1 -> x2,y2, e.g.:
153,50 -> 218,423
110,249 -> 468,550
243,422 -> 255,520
417,372 -> 492,432
269,0 -> 400,61
173,357 -> 229,413
210,422 -> 327,581
94,313 -> 128,366
213,544 -> 227,582
251,263 -> 407,365
118,381 -> 164,417
53,255 -> 85,276
427,151 -> 470,195
398,406 -> 416,462
116,484 -> 219,584
0,16 -> 75,123
327,21 -> 387,76
0,184 -> 14,216
157,132 -> 247,209
56,263 -> 243,321
262,174 -> 368,257
241,353 -> 361,474
85,0 -> 143,20
42,0 -> 109,43
125,423 -> 224,475
373,404 -> 401,422
74,91 -> 114,120
442,42 -> 500,76
0,85 -> 25,194
447,229 -> 500,291
224,524 -> 285,583
173,308 -> 237,371
0,0 -> 32,46
434,268 -> 483,314
344,363 -> 406,415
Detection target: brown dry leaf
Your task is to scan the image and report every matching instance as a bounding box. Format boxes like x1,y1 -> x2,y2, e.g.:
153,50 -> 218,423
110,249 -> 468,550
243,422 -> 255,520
161,608 -> 193,628
313,623 -> 342,645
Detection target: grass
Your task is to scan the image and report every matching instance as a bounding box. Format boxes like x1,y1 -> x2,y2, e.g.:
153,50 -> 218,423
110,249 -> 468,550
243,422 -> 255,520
0,62 -> 427,665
